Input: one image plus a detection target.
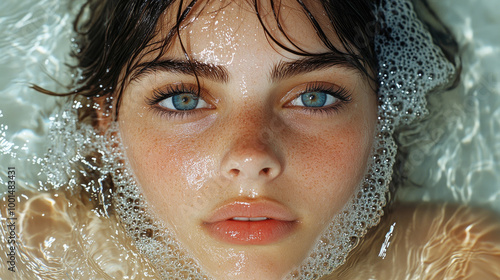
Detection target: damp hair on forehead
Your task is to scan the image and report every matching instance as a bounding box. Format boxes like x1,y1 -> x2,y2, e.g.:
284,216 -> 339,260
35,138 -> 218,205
34,0 -> 379,122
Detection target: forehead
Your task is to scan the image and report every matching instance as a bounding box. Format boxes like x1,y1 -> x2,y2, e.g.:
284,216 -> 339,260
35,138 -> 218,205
151,0 -> 341,64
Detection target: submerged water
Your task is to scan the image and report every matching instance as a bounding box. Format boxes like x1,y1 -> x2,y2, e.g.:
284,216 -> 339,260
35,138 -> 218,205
394,1 -> 500,212
0,0 -> 499,279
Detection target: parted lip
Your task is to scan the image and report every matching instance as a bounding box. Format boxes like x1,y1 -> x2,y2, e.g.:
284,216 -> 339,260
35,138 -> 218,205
202,200 -> 298,224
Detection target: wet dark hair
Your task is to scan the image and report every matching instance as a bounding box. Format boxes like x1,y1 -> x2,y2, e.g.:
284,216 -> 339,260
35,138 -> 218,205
35,0 -> 380,125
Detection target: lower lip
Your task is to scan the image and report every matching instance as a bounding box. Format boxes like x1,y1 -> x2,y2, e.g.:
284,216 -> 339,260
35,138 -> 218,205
204,219 -> 296,245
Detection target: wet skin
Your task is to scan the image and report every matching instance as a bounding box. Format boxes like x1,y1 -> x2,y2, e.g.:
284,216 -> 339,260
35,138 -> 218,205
116,1 -> 377,279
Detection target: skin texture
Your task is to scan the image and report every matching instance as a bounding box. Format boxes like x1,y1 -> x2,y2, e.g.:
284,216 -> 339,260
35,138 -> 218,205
116,1 -> 377,279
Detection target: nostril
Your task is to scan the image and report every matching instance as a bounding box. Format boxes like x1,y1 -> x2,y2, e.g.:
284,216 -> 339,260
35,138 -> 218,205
222,153 -> 281,180
260,167 -> 270,175
229,169 -> 240,177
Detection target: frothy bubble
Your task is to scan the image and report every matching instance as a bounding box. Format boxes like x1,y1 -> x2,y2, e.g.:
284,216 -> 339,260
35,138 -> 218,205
375,0 -> 455,131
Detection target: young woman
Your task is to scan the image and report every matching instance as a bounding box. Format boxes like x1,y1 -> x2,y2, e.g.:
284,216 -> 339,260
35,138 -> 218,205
2,0 -> 499,279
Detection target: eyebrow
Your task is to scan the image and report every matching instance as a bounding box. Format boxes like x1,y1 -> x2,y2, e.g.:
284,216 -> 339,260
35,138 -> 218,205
269,54 -> 359,82
130,52 -> 359,84
130,59 -> 230,83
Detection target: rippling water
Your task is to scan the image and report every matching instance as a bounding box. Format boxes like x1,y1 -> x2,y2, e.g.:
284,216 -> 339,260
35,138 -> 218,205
394,0 -> 500,213
0,191 -> 159,279
0,0 -> 81,193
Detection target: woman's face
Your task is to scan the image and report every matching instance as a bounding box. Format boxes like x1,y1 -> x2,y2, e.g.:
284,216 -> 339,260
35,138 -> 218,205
117,1 -> 377,279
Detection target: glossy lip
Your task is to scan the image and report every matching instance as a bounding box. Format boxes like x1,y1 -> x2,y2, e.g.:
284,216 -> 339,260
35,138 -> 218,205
202,200 -> 298,245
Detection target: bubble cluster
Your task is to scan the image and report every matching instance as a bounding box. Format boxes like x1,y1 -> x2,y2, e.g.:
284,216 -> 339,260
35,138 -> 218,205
375,0 -> 455,131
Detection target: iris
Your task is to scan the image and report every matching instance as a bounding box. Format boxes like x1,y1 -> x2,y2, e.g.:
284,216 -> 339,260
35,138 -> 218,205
171,93 -> 199,110
301,92 -> 327,107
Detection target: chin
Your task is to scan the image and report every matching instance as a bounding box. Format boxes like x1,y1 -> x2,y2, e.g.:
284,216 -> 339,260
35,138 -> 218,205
205,256 -> 293,280
193,237 -> 311,280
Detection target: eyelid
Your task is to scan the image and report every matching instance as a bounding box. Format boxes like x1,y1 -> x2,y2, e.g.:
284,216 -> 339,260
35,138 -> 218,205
283,82 -> 352,108
147,83 -> 219,106
145,83 -> 216,119
146,83 -> 201,106
158,93 -> 210,111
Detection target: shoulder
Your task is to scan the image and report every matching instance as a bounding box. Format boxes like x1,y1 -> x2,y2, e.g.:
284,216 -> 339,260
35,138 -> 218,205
326,203 -> 500,280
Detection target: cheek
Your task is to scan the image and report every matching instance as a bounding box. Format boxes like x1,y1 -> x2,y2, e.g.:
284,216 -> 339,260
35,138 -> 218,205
117,115 -> 218,224
286,117 -> 375,218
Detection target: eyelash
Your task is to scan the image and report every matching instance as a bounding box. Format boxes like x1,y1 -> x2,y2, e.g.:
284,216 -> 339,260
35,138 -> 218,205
292,82 -> 352,116
146,84 -> 200,105
145,82 -> 352,119
145,84 -> 203,119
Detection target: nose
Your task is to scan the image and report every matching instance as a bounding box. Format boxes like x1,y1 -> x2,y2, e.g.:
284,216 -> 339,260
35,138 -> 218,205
220,132 -> 282,182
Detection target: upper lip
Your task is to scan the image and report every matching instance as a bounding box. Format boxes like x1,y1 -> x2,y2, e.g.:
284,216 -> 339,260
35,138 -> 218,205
203,200 -> 298,223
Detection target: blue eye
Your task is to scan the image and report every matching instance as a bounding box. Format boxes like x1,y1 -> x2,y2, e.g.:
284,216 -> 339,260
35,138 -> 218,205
291,91 -> 338,108
157,93 -> 209,111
